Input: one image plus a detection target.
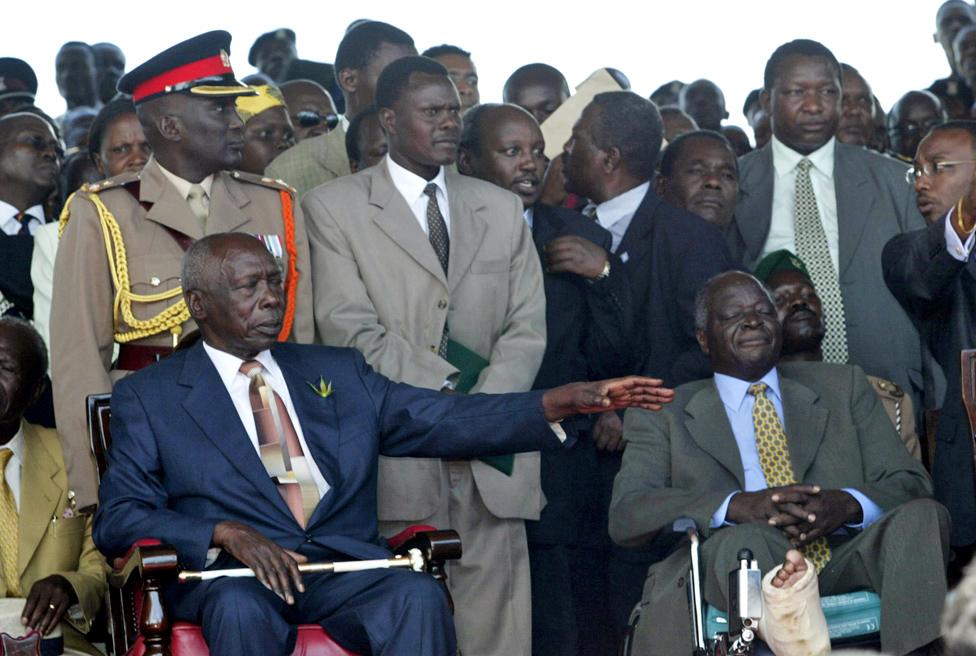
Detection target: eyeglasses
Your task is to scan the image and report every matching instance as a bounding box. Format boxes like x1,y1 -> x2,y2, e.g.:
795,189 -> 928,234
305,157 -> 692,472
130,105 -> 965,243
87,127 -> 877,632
888,120 -> 942,138
293,111 -> 339,131
905,160 -> 976,184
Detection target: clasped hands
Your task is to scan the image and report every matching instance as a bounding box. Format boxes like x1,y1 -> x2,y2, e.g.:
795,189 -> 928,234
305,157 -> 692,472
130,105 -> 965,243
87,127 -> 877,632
726,485 -> 862,547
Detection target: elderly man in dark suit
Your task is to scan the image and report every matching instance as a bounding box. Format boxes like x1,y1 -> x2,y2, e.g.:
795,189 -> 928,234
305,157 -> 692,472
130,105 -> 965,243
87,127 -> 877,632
611,271 -> 948,656
559,89 -> 737,639
727,38 -> 927,416
93,232 -> 671,656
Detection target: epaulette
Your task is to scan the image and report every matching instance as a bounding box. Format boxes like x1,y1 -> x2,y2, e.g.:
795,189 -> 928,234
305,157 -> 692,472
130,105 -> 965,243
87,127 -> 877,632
79,169 -> 142,194
228,169 -> 297,195
871,377 -> 904,398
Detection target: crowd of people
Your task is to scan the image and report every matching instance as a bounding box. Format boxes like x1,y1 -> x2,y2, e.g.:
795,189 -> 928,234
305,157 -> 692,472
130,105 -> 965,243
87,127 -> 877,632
5,2 -> 976,655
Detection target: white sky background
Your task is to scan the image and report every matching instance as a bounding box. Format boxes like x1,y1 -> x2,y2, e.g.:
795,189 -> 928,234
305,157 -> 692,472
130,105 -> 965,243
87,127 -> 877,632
8,0 -> 953,137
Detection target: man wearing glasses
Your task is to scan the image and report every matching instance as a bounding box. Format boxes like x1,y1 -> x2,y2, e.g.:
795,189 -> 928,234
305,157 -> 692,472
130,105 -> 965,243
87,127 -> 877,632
885,120 -> 976,562
886,90 -> 948,162
280,80 -> 339,143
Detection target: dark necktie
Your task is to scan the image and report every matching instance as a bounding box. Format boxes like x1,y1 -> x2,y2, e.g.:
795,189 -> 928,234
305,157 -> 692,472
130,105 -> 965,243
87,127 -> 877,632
240,360 -> 319,527
424,183 -> 449,274
14,211 -> 32,236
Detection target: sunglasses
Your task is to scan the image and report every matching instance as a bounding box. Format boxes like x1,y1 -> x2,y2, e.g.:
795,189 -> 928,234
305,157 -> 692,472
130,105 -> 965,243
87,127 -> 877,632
294,111 -> 339,131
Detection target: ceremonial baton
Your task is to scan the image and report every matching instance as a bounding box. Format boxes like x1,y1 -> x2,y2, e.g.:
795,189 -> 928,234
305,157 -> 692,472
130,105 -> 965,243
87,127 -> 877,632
178,548 -> 426,583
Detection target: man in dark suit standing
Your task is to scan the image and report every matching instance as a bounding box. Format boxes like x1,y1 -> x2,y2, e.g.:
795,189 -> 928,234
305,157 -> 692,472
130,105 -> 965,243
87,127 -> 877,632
883,120 -> 976,552
560,90 -> 736,640
457,102 -> 630,655
728,39 -> 927,416
93,232 -> 672,656
612,271 -> 948,656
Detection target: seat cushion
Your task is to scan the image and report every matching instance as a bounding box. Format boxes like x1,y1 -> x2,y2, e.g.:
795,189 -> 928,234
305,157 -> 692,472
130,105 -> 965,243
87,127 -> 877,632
127,622 -> 359,655
705,591 -> 881,642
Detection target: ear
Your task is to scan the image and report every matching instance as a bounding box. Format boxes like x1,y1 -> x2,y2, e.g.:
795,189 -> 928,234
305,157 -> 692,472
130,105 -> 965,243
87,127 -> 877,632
92,152 -> 105,177
157,113 -> 183,143
378,107 -> 396,138
653,171 -> 667,196
695,328 -> 709,356
337,68 -> 358,95
186,289 -> 207,321
602,146 -> 622,175
760,89 -> 770,113
456,147 -> 475,175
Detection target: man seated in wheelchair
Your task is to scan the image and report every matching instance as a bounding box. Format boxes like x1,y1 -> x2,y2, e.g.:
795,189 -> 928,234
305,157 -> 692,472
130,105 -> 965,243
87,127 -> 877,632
610,271 -> 949,656
0,317 -> 106,656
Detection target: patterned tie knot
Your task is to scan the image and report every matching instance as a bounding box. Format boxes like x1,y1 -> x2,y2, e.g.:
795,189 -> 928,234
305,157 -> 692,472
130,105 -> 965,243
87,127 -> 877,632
239,360 -> 264,378
187,184 -> 207,201
424,182 -> 439,199
0,448 -> 10,469
797,158 -> 813,174
748,382 -> 768,398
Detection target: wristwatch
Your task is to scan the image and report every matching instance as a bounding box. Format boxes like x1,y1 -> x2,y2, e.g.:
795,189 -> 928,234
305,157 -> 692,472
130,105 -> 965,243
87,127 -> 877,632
592,259 -> 611,281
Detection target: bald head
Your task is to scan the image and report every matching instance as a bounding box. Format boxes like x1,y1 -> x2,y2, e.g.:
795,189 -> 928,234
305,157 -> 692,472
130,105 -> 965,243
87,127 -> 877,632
0,317 -> 47,431
0,111 -> 62,207
280,79 -> 338,141
679,79 -> 728,131
887,90 -> 947,158
503,63 -> 570,125
183,233 -> 285,358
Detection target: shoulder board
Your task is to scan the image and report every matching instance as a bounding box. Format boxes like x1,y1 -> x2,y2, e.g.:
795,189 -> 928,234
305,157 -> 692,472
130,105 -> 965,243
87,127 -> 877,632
870,376 -> 904,398
228,170 -> 297,195
79,169 -> 142,194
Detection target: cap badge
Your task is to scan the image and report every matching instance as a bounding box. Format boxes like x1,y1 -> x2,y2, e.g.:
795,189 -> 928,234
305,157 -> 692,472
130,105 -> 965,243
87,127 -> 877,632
220,50 -> 231,68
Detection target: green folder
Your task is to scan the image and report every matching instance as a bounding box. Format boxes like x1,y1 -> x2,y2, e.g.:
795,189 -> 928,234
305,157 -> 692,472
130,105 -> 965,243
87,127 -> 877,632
445,339 -> 514,476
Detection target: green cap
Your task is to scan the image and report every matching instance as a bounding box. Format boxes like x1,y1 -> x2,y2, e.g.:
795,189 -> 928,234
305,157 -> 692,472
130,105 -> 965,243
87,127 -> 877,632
753,249 -> 810,283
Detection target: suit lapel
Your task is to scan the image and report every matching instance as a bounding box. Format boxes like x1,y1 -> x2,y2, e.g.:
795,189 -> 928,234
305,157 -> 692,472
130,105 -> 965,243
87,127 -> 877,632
369,163 -> 448,287
684,384 -> 746,489
207,172 -> 252,234
833,146 -> 874,278
178,343 -> 295,523
616,189 -> 655,266
18,423 -> 62,575
531,205 -> 559,254
141,159 -> 206,240
779,377 -> 829,481
271,347 -> 343,526
735,146 -> 774,266
446,172 -> 488,292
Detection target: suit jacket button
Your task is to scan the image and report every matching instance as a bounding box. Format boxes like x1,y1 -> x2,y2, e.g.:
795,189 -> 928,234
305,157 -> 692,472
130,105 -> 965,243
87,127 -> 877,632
304,533 -> 313,542
437,299 -> 447,309
430,345 -> 437,352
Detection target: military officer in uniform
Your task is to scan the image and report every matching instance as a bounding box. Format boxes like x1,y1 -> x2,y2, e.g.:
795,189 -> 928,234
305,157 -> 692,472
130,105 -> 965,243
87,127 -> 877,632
50,31 -> 314,511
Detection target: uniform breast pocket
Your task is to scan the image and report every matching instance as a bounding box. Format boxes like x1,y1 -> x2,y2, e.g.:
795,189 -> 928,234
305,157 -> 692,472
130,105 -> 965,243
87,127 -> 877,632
129,254 -> 183,295
49,515 -> 86,540
470,259 -> 509,274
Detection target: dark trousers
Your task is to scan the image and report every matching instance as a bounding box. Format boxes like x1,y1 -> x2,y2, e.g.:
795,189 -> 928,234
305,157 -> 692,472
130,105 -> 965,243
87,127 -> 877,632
169,567 -> 455,656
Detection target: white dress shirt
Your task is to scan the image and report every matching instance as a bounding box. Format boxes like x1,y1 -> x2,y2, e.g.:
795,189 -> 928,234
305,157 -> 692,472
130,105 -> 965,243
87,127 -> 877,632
523,206 -> 534,230
595,181 -> 649,256
385,155 -> 451,237
203,342 -> 331,499
944,206 -> 976,261
763,136 -> 840,270
156,161 -> 214,202
1,426 -> 25,510
0,200 -> 43,237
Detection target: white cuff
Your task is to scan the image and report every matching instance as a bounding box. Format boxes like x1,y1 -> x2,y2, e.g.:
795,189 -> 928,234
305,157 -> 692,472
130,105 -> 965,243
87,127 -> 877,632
945,207 -> 975,261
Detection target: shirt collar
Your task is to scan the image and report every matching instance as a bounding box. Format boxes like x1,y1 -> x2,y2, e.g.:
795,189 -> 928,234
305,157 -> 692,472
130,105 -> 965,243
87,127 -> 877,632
523,206 -> 534,229
0,199 -> 44,223
156,160 -> 214,199
595,181 -> 650,230
203,342 -> 279,388
385,155 -> 447,205
713,367 -> 782,413
771,135 -> 835,181
0,423 -> 25,463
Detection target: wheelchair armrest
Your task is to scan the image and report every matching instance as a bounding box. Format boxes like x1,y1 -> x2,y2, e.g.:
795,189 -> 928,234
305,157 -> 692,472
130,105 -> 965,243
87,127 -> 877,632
387,524 -> 438,551
109,539 -> 179,588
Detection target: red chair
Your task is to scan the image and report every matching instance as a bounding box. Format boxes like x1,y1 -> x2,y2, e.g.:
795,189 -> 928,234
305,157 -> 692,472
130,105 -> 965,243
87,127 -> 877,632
87,393 -> 462,656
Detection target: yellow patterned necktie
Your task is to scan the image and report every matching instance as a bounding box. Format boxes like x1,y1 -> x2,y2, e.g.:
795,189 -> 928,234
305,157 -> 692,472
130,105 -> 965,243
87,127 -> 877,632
749,382 -> 831,573
0,448 -> 21,596
187,183 -> 209,232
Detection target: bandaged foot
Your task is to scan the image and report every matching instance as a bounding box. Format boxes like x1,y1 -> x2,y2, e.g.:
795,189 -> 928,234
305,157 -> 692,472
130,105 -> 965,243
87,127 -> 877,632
757,550 -> 830,656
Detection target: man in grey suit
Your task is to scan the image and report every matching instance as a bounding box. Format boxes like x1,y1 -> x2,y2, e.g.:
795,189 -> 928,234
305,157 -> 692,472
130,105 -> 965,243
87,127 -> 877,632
610,271 -> 948,656
727,39 -> 928,413
302,56 -> 546,656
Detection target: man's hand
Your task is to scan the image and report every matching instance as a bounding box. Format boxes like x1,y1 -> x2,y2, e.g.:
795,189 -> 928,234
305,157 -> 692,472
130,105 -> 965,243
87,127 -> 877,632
726,485 -> 822,526
544,235 -> 609,279
22,575 -> 75,635
542,376 -> 674,422
593,411 -> 625,452
212,520 -> 308,604
777,489 -> 862,547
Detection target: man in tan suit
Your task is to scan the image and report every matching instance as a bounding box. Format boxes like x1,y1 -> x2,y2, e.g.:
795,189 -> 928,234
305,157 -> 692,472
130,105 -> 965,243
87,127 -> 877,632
0,318 -> 106,655
51,31 -> 314,510
266,21 -> 416,196
303,56 -> 546,656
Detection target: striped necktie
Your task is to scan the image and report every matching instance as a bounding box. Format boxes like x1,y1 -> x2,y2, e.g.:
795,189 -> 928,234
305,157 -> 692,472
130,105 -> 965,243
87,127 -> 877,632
0,448 -> 20,596
424,183 -> 450,357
